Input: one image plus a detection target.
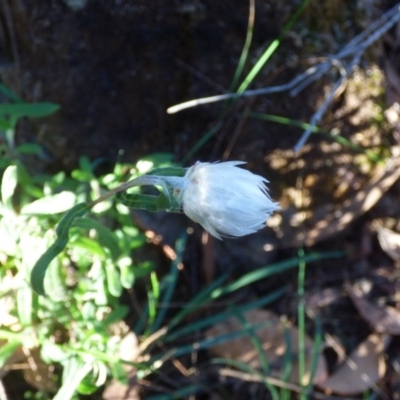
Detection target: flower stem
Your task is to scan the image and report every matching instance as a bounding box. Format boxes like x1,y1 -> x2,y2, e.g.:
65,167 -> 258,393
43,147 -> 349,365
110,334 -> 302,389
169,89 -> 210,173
88,175 -> 185,209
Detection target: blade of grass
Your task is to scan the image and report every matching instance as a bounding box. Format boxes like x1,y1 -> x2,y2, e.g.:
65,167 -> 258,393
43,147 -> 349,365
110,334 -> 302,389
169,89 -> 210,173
210,250 -> 345,299
166,287 -> 286,342
145,271 -> 160,336
229,0 -> 255,91
135,236 -> 189,336
249,112 -> 383,163
235,309 -> 270,375
306,314 -> 323,395
155,318 -> 278,363
167,273 -> 229,330
146,384 -> 204,400
181,0 -> 310,161
237,0 -> 311,93
280,326 -> 293,400
149,235 -> 186,334
297,247 -> 307,400
168,251 -> 344,331
226,310 -> 282,400
0,83 -> 21,102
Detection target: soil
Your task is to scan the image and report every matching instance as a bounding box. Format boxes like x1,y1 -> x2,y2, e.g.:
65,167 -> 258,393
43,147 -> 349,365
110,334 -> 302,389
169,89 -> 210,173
2,0 -> 400,399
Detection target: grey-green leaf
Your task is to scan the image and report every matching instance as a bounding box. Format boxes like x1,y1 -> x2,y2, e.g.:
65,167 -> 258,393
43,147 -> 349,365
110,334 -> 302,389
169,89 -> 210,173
1,164 -> 18,210
0,102 -> 60,118
117,192 -> 170,212
21,191 -> 76,215
72,218 -> 120,260
30,203 -> 89,296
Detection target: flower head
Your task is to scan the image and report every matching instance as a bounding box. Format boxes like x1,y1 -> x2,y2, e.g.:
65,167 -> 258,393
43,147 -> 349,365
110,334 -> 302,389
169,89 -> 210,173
174,161 -> 280,240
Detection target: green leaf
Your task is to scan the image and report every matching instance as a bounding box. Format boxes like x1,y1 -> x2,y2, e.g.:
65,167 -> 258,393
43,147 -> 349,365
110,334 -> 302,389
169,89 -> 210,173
118,258 -> 135,289
0,83 -> 21,102
147,166 -> 186,177
1,164 -> 18,210
44,261 -> 68,302
110,362 -> 128,384
21,191 -> 76,215
0,102 -> 60,118
105,262 -> 122,297
140,152 -> 174,165
0,340 -> 21,368
30,203 -> 89,296
117,192 -> 171,212
102,306 -> 129,327
71,236 -> 107,257
15,143 -> 41,155
17,281 -> 32,326
0,218 -> 19,255
54,357 -> 92,400
72,218 -> 120,260
77,378 -> 98,395
41,342 -> 68,364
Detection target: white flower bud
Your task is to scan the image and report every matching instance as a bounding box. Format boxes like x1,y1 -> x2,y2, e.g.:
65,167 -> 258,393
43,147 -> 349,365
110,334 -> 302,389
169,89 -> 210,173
174,161 -> 281,240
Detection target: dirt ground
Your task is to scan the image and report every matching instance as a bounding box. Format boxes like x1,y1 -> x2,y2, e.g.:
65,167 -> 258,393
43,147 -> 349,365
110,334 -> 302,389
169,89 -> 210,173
2,0 -> 400,398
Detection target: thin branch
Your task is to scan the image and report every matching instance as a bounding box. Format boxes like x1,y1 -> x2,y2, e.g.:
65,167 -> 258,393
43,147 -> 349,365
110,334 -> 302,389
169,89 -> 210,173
167,4 -> 400,150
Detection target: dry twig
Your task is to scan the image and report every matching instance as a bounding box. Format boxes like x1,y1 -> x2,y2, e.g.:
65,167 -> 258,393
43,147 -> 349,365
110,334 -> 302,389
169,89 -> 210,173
167,4 -> 400,151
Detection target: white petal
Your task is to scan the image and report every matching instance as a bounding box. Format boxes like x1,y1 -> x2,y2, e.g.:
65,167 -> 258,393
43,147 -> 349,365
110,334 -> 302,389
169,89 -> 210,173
181,161 -> 281,239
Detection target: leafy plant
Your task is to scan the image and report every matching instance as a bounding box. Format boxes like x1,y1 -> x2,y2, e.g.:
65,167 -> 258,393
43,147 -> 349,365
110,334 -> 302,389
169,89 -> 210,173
0,91 -> 181,398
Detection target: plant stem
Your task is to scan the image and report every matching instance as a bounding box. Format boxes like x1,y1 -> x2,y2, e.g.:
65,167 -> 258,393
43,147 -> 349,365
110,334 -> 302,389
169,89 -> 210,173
297,247 -> 307,400
89,175 -> 184,208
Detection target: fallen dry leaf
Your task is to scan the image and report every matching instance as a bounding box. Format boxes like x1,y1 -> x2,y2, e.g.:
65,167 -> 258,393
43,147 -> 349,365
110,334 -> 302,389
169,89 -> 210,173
317,334 -> 388,395
349,286 -> 400,335
280,154 -> 400,247
377,226 -> 400,262
205,309 -> 328,385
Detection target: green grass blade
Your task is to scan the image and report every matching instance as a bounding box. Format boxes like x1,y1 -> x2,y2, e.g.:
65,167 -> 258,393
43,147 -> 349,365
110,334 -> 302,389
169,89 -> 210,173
168,251 -> 344,333
0,83 -> 21,102
280,326 -> 293,400
210,251 -> 345,299
237,0 -> 311,93
146,384 -> 203,400
297,248 -> 307,399
249,112 -> 382,163
235,309 -> 271,375
166,287 -> 286,342
306,314 -> 323,394
149,236 -> 186,334
146,271 -> 160,335
167,273 -> 229,329
159,319 -> 274,361
229,0 -> 255,91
